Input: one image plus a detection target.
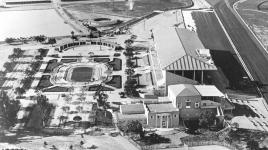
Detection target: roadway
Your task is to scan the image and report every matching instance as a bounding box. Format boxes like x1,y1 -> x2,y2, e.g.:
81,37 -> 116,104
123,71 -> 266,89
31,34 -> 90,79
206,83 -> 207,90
213,0 -> 268,99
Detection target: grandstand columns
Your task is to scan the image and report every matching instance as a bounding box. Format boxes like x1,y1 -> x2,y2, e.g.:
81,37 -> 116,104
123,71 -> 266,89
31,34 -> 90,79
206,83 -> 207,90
201,70 -> 204,84
193,70 -> 196,81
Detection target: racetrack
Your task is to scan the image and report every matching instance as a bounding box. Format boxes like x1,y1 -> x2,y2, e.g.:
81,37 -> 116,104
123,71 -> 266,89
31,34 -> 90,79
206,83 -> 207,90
214,0 -> 268,98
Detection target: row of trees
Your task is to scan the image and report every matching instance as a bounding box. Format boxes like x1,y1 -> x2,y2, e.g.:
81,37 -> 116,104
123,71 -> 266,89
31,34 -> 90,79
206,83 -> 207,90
0,90 -> 20,129
123,38 -> 140,97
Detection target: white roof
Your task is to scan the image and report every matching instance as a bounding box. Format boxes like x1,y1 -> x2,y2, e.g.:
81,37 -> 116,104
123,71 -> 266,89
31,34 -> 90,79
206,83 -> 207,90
194,85 -> 224,97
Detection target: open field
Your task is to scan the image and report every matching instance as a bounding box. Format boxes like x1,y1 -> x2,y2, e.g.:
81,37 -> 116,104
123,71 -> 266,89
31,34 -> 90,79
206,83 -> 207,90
0,9 -> 75,41
62,0 -> 192,18
191,11 -> 233,51
214,0 -> 268,98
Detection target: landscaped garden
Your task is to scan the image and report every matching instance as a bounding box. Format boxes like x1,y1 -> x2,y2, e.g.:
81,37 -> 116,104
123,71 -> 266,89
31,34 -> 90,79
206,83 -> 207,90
108,58 -> 122,71
105,75 -> 122,89
36,75 -> 53,90
44,59 -> 62,73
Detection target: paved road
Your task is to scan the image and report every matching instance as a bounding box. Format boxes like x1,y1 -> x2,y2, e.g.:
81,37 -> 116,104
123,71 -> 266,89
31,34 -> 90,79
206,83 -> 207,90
214,0 -> 268,98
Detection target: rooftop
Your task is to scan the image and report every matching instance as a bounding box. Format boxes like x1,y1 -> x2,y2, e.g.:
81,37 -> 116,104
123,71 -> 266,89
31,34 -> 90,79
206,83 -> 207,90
153,27 -> 217,71
120,104 -> 145,115
194,85 -> 225,97
168,84 -> 200,97
168,84 -> 224,97
147,103 -> 178,113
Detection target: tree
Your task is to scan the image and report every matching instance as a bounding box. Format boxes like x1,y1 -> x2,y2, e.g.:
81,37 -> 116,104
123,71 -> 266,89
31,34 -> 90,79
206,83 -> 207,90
48,38 -> 56,46
34,35 -> 46,42
247,140 -> 259,150
15,87 -> 26,96
3,62 -> 14,72
125,68 -> 135,76
5,38 -> 15,44
0,90 -> 20,129
126,59 -> 135,68
36,95 -> 53,125
199,111 -> 216,129
126,120 -> 144,138
94,92 -> 109,108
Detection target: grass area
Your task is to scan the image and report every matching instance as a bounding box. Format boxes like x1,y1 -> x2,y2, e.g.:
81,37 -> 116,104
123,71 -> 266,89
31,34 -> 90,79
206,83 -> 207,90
36,75 -> 53,90
105,75 -> 122,89
60,59 -> 77,63
43,86 -> 70,92
108,58 -> 122,71
232,103 -> 259,117
94,58 -> 110,63
71,67 -> 93,82
44,59 -> 62,73
88,85 -> 114,91
62,0 -> 192,17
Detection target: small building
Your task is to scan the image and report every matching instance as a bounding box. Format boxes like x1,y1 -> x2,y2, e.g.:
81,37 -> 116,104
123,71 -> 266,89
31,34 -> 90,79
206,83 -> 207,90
168,84 -> 228,120
145,103 -> 179,128
117,104 -> 147,127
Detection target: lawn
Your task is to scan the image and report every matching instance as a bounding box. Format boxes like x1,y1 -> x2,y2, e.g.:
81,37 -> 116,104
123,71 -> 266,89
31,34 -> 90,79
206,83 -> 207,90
60,59 -> 77,63
94,58 -> 110,63
108,58 -> 122,71
44,59 -> 62,73
105,75 -> 122,89
71,67 -> 93,82
62,0 -> 192,17
43,86 -> 70,92
36,75 -> 53,90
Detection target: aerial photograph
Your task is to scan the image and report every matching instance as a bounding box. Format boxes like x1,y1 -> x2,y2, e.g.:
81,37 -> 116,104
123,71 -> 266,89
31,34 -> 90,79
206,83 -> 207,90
0,0 -> 268,149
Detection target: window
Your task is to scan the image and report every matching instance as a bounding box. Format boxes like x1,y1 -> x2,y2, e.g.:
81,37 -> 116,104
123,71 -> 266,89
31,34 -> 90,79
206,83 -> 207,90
151,116 -> 153,119
174,114 -> 177,118
195,102 -> 200,108
186,100 -> 191,108
157,116 -> 160,119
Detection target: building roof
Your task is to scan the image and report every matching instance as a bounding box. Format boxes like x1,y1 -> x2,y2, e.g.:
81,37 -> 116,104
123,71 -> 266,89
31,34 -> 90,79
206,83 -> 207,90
154,27 -> 216,71
120,104 -> 145,115
147,103 -> 178,113
168,84 -> 224,97
117,113 -> 147,120
168,84 -> 200,97
194,85 -> 224,97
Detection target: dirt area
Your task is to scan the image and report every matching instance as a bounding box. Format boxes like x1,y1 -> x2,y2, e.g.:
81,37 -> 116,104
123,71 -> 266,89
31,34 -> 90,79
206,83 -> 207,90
1,133 -> 138,150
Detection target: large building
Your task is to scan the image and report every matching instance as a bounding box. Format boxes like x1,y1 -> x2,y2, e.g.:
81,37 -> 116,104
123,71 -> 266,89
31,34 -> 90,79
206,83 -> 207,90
168,84 -> 233,120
